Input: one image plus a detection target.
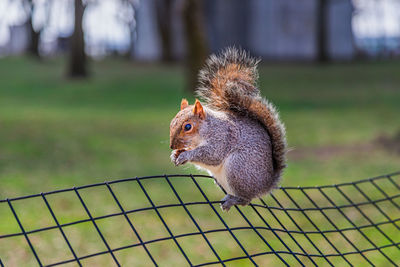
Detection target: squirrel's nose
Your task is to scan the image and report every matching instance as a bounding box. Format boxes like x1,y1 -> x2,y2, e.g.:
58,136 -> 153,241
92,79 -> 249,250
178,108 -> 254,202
170,140 -> 176,149
170,136 -> 178,149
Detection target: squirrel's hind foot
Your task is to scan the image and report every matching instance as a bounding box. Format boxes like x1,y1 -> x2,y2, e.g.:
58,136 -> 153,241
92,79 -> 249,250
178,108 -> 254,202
220,194 -> 249,211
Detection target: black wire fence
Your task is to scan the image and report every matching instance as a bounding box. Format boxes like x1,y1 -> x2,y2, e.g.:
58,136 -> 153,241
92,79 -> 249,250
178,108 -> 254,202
1,172 -> 399,266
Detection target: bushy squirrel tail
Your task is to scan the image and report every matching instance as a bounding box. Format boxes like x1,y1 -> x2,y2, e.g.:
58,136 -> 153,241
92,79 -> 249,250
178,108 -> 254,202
197,47 -> 287,178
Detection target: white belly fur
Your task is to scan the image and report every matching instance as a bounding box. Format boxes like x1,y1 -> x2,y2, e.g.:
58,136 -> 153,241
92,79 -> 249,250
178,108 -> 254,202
193,162 -> 233,194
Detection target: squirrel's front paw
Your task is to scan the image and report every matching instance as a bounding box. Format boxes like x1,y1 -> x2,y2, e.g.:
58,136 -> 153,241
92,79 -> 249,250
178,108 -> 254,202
170,150 -> 188,166
170,150 -> 180,163
174,151 -> 189,166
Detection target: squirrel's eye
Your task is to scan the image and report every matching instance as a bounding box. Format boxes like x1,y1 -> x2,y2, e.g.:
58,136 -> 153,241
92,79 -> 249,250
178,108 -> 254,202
184,123 -> 192,131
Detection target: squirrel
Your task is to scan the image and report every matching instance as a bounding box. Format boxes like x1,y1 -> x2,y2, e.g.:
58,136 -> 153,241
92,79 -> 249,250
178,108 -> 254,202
169,48 -> 287,211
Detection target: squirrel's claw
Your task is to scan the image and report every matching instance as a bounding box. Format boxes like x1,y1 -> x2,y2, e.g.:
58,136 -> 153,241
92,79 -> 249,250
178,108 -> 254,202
171,150 -> 189,166
220,194 -> 249,211
170,150 -> 179,163
221,199 -> 236,211
170,150 -> 179,165
221,201 -> 233,211
175,152 -> 188,166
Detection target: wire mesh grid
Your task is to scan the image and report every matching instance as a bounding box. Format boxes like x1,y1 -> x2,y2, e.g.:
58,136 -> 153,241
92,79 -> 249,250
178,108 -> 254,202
1,172 -> 399,266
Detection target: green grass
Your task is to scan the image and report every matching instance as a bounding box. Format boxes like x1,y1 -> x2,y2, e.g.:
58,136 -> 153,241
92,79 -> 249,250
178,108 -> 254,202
0,57 -> 399,266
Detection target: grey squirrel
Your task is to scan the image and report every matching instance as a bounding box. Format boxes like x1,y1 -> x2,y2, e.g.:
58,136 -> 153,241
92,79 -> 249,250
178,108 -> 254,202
169,48 -> 287,211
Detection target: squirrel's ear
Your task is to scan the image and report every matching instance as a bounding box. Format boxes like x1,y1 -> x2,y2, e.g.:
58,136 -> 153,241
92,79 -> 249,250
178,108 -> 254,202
193,99 -> 206,119
180,98 -> 189,110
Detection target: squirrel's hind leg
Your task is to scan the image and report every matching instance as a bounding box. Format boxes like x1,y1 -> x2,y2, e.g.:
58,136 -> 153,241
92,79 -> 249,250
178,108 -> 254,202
221,194 -> 250,211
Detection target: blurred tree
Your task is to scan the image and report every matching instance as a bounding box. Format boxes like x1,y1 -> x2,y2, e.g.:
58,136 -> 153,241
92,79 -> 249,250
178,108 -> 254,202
182,0 -> 208,92
68,0 -> 88,77
316,0 -> 328,62
155,0 -> 174,62
126,0 -> 138,59
24,0 -> 41,58
118,0 -> 137,59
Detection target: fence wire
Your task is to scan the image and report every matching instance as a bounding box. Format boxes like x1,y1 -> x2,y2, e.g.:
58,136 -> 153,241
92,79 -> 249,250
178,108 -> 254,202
1,172 -> 399,266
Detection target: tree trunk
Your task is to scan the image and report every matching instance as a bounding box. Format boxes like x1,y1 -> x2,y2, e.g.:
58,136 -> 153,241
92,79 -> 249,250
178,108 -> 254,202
27,16 -> 41,58
182,0 -> 208,92
68,0 -> 87,77
125,21 -> 136,59
121,0 -> 137,60
25,0 -> 40,58
155,0 -> 174,62
316,0 -> 328,62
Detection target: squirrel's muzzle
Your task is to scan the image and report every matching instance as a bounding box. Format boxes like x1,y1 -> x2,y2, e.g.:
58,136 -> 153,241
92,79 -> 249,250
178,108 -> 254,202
170,139 -> 181,150
169,136 -> 178,149
170,136 -> 185,150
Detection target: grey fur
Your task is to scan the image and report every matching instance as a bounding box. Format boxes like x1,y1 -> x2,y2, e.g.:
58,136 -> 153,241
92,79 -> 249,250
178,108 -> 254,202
172,108 -> 276,210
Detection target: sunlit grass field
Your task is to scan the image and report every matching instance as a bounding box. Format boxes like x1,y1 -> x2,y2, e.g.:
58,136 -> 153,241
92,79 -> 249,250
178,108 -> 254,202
0,57 -> 399,266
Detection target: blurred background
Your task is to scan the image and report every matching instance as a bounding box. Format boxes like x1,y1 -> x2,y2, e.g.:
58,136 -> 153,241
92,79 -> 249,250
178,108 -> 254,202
0,0 -> 399,197
1,1 -> 400,266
